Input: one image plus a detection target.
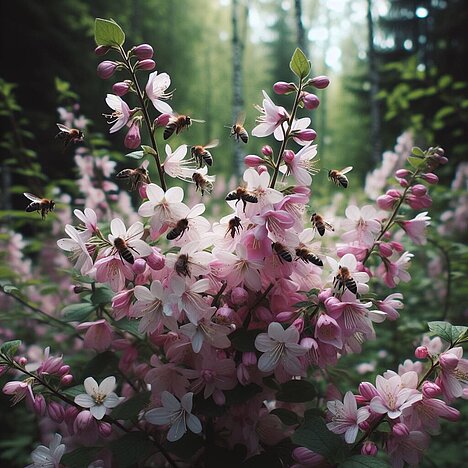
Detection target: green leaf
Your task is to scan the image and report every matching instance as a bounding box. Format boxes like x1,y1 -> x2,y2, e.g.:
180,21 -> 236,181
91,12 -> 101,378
339,455 -> 389,467
114,317 -> 142,337
110,432 -> 154,468
141,145 -> 156,156
271,408 -> 299,426
407,156 -> 425,169
411,146 -> 425,157
2,284 -> 19,294
292,414 -> 348,463
125,150 -> 145,159
230,328 -> 261,352
0,340 -> 21,357
61,447 -> 102,468
166,432 -> 204,460
81,351 -> 119,380
452,325 -> 468,343
110,391 -> 150,420
91,286 -> 114,305
428,321 -> 453,343
276,380 -> 316,402
290,48 -> 311,79
62,303 -> 96,322
62,384 -> 85,398
94,18 -> 125,47
225,384 -> 262,406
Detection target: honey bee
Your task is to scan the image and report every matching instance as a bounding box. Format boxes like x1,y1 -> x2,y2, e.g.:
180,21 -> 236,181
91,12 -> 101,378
24,193 -> 55,219
295,247 -> 323,266
328,166 -> 353,189
272,242 -> 293,263
226,216 -> 242,238
113,237 -> 135,264
163,114 -> 205,140
174,254 -> 190,277
55,124 -> 84,147
191,140 -> 219,167
166,218 -> 190,241
228,112 -> 249,143
116,160 -> 150,191
333,265 -> 358,295
311,213 -> 334,237
192,171 -> 214,196
225,187 -> 258,213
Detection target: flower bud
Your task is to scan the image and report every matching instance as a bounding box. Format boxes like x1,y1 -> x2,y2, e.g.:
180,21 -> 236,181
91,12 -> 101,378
154,113 -> 172,127
242,352 -> 257,366
361,441 -> 378,456
411,184 -> 427,196
293,317 -> 304,333
309,75 -> 330,89
318,289 -> 332,303
378,242 -> 393,257
392,422 -> 410,437
33,394 -> 46,416
48,401 -> 65,423
273,81 -> 295,94
395,169 -> 410,178
421,173 -> 439,184
389,241 -> 404,252
237,363 -> 250,385
244,155 -> 263,168
95,45 -> 110,56
231,287 -> 249,305
282,149 -> 295,164
292,447 -> 325,464
61,374 -> 73,385
302,92 -> 320,110
112,81 -> 131,96
18,357 -> 27,366
133,44 -> 154,60
359,382 -> 379,401
98,421 -> 113,438
261,145 -> 273,156
146,250 -> 165,270
216,306 -> 235,321
256,306 -> 273,322
276,311 -> 296,322
295,128 -> 317,142
74,410 -> 94,432
136,59 -> 156,71
130,259 -> 145,275
73,285 -> 86,294
358,419 -> 370,430
439,352 -> 459,370
58,365 -> 71,376
397,178 -> 409,187
256,165 -> 268,175
415,346 -> 429,359
138,184 -> 148,199
377,194 -> 398,211
422,381 -> 442,398
97,61 -> 117,79
124,120 -> 142,149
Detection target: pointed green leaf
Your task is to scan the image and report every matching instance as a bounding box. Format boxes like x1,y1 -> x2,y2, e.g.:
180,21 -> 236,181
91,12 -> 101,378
0,340 -> 21,357
411,146 -> 425,157
290,48 -> 311,79
62,303 -> 96,322
125,150 -> 144,159
94,18 -> 125,47
428,321 -> 453,343
141,145 -> 157,156
110,391 -> 150,420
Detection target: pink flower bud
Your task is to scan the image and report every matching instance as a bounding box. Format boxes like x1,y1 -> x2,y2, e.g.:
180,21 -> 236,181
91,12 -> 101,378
231,287 -> 249,305
395,169 -> 410,178
48,401 -> 65,423
137,59 -> 156,71
392,422 -> 410,437
411,184 -> 427,196
293,317 -> 304,333
442,405 -> 461,422
282,149 -> 295,164
256,306 -> 273,322
276,311 -> 296,322
95,45 -> 110,56
273,81 -> 295,94
97,61 -> 117,79
58,365 -> 71,376
154,113 -> 172,127
237,363 -> 250,385
132,258 -> 146,275
318,289 -> 332,303
378,242 -> 393,257
421,173 -> 439,184
361,441 -> 378,456
302,92 -> 320,110
33,394 -> 46,416
256,165 -> 268,175
112,81 -> 131,96
422,381 -> 442,398
216,306 -> 235,321
389,241 -> 404,252
415,346 -> 429,359
146,250 -> 165,270
387,189 -> 402,198
397,178 -> 409,187
74,410 -> 94,432
292,447 -> 325,464
261,145 -> 273,156
377,194 -> 398,211
407,193 -> 432,209
359,382 -> 379,401
61,374 -> 73,385
18,357 -> 27,366
124,120 -> 142,149
98,421 -> 113,438
139,184 -> 148,199
358,418 -> 370,431
242,352 -> 257,366
309,75 -> 330,89
295,128 -> 317,142
437,155 -> 448,165
439,352 -> 459,370
133,44 -> 154,60
244,155 -> 263,168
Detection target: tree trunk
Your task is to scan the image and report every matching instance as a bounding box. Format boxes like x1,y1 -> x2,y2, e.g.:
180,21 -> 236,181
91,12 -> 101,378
294,0 -> 306,52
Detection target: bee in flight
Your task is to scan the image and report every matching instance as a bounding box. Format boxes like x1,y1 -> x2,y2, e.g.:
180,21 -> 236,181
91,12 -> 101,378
225,216 -> 242,238
112,237 -> 136,264
55,124 -> 84,147
227,112 -> 249,143
24,193 -> 55,219
163,114 -> 205,140
295,247 -> 323,266
311,213 -> 334,237
192,171 -> 214,196
272,242 -> 293,263
225,187 -> 258,213
333,265 -> 358,295
115,160 -> 150,191
328,166 -> 353,189
191,139 -> 219,167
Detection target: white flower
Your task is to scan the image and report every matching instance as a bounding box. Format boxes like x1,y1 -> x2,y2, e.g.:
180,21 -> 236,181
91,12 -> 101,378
26,433 -> 65,468
57,224 -> 93,275
105,218 -> 153,260
104,94 -> 130,133
74,376 -> 121,420
145,391 -> 202,442
254,322 -> 307,375
341,205 -> 381,248
163,144 -> 197,181
327,253 -> 370,295
145,71 -> 173,114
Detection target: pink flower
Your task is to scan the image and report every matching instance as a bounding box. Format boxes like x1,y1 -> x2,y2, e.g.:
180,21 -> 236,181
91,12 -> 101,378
145,71 -> 173,114
124,119 -> 142,149
104,94 -> 130,133
163,144 -> 197,181
252,209 -> 295,241
280,144 -> 319,186
400,212 -> 430,245
326,391 -> 369,443
57,224 -> 93,275
77,319 -> 113,353
3,379 -> 35,405
369,373 -> 422,419
145,356 -> 191,399
341,205 -> 381,248
94,255 -> 134,292
376,293 -> 403,321
437,347 -> 468,400
327,253 -> 370,295
403,397 -> 460,432
377,251 -> 413,288
315,313 -> 343,348
275,117 -> 314,146
26,433 -> 65,468
255,322 -> 307,375
251,91 -> 289,137
73,208 -> 99,234
386,430 -> 429,468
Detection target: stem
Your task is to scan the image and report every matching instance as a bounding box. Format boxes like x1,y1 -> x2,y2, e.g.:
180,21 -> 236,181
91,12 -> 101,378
269,81 -> 303,189
119,47 -> 167,191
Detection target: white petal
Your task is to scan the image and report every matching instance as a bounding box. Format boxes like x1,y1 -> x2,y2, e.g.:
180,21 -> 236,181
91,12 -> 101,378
74,393 -> 95,408
186,414 -> 202,434
145,407 -> 173,425
180,392 -> 194,413
90,404 -> 107,420
153,99 -> 173,114
99,376 -> 116,395
134,285 -> 154,302
166,186 -> 185,203
161,391 -> 181,411
167,416 -> 186,442
258,351 -> 279,373
255,333 -> 275,352
110,218 -> 127,238
126,221 -> 144,240
84,377 -> 98,395
103,392 -> 121,408
268,322 -> 285,342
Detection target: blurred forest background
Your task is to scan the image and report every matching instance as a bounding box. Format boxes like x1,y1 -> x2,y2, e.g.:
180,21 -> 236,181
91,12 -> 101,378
1,0 -> 467,466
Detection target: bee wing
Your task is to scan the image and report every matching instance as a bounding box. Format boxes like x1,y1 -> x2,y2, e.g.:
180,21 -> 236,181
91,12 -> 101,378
340,166 -> 353,174
324,222 -> 335,231
115,169 -> 133,179
23,192 -> 42,202
191,119 -> 206,123
235,111 -> 246,126
56,123 -> 70,132
204,139 -> 219,149
140,159 -> 150,170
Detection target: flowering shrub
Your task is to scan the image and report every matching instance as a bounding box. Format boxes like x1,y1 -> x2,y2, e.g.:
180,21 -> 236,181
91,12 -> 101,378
1,18 -> 466,468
